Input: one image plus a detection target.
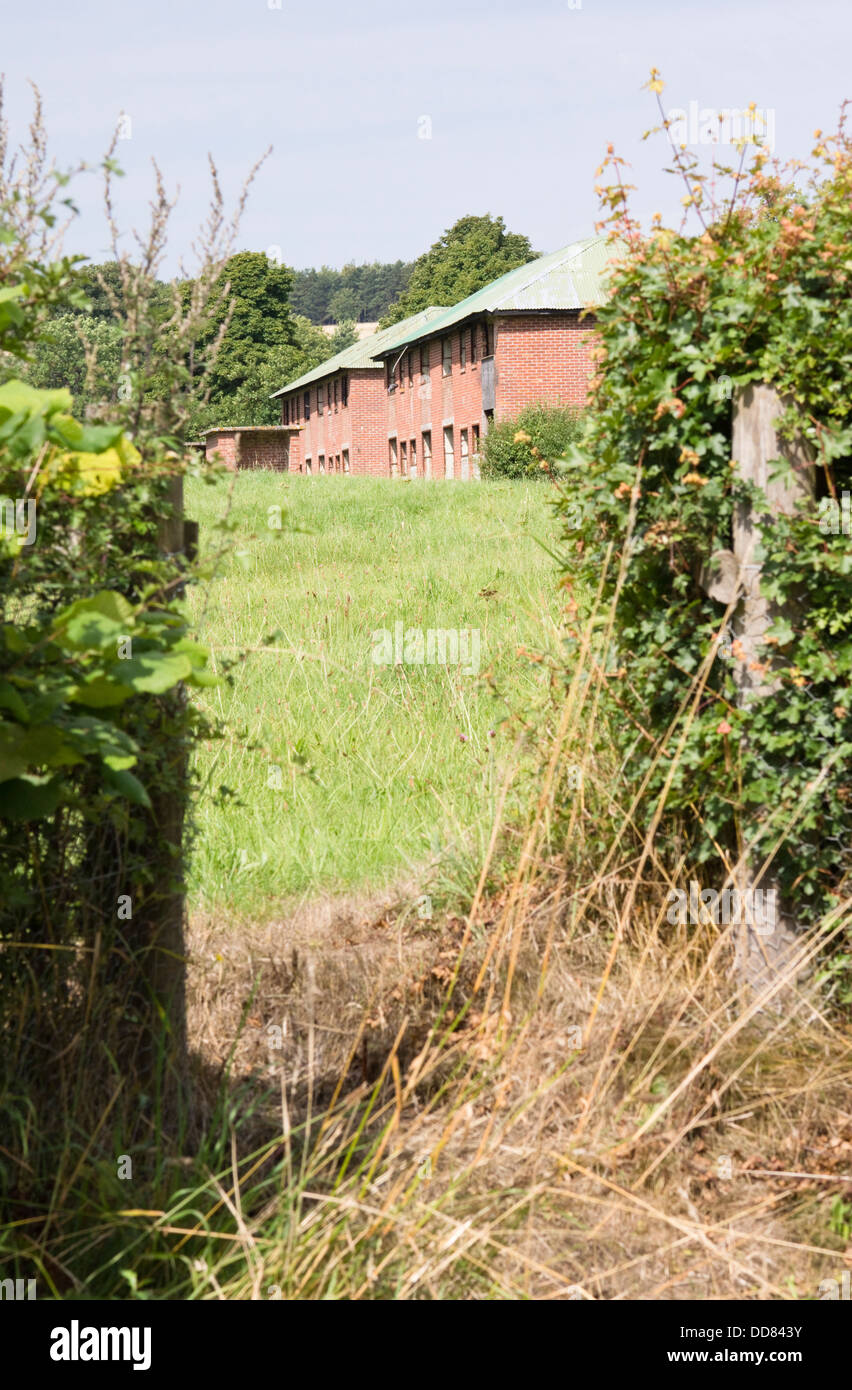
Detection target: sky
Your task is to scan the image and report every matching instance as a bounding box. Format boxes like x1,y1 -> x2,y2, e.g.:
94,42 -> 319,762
2,0 -> 850,277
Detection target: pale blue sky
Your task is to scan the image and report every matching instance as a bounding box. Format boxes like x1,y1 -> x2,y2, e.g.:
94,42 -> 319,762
3,0 -> 849,275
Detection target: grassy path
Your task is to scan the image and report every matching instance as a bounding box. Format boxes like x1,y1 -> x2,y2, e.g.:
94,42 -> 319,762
186,473 -> 562,917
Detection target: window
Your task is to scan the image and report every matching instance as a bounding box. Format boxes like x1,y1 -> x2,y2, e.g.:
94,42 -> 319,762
283,399 -> 290,425
442,338 -> 452,376
304,390 -> 311,419
422,429 -> 432,480
409,438 -> 417,478
342,448 -> 350,473
400,440 -> 407,475
419,343 -> 428,379
484,408 -> 494,430
471,423 -> 481,480
335,453 -> 341,472
389,437 -> 398,476
386,358 -> 394,390
305,457 -> 312,473
460,332 -> 467,372
317,384 -> 324,414
470,324 -> 478,363
318,453 -> 325,473
443,425 -> 454,480
407,352 -> 413,387
398,355 -> 405,390
460,427 -> 469,481
341,375 -> 349,408
333,378 -> 338,411
484,320 -> 494,356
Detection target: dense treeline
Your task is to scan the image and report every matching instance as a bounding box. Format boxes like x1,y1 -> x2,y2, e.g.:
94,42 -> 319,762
12,215 -> 536,431
380,215 -> 537,326
290,260 -> 412,323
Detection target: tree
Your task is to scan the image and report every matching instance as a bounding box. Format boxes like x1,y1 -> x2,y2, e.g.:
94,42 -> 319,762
328,287 -> 361,323
197,251 -> 298,404
188,314 -> 338,431
18,312 -> 123,412
289,260 -> 413,323
45,260 -> 172,327
380,215 -> 537,326
327,318 -> 359,352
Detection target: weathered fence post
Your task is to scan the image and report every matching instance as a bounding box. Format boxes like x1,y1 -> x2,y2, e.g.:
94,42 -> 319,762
141,472 -> 191,1108
702,384 -> 815,1001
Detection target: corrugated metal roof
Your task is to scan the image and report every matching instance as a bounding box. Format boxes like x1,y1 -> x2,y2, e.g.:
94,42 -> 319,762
270,306 -> 447,397
374,236 -> 623,352
201,424 -> 300,434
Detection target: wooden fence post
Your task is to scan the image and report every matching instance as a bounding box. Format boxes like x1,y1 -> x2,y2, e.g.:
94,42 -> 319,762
142,472 -> 191,1109
702,384 -> 815,1000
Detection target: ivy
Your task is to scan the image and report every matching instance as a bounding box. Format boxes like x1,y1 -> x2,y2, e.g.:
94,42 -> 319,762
557,83 -> 852,926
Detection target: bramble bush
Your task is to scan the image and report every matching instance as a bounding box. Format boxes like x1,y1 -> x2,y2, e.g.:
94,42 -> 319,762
480,403 -> 586,480
556,78 -> 852,954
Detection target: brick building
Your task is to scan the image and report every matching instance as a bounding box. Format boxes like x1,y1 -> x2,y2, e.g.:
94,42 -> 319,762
203,425 -> 300,470
271,236 -> 616,479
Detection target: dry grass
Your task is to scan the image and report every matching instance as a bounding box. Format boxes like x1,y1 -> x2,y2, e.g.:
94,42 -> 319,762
182,839 -> 852,1299
167,567 -> 852,1300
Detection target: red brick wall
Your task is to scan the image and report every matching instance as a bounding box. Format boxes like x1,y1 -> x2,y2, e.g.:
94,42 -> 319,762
386,334 -> 487,480
204,431 -> 238,469
273,312 -> 598,480
204,430 -> 292,471
278,370 -> 389,476
493,313 -> 597,418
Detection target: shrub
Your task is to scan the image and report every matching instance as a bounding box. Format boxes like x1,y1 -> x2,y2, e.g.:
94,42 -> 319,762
480,403 -> 586,480
556,75 -> 852,939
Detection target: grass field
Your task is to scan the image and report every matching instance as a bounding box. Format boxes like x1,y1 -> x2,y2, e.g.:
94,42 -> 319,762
186,472 -> 563,916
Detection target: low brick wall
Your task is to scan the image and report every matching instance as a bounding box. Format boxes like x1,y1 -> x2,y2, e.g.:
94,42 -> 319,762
204,429 -> 295,471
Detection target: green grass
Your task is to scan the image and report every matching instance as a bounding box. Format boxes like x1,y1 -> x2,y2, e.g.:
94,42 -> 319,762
186,472 -> 562,916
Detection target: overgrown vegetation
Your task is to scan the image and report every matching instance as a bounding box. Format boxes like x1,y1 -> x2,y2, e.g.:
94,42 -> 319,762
380,215 -> 537,326
4,80 -> 852,1308
187,471 -> 560,914
480,403 -> 586,480
290,258 -> 412,324
557,80 -> 852,953
0,88 -> 250,1245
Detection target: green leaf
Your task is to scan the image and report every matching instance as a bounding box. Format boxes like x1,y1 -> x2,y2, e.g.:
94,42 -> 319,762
52,591 -> 134,650
69,677 -> 134,708
0,680 -> 29,722
60,611 -> 126,652
0,774 -> 65,821
0,722 -> 81,779
0,378 -> 72,418
47,415 -> 124,453
111,651 -> 192,695
103,766 -> 151,808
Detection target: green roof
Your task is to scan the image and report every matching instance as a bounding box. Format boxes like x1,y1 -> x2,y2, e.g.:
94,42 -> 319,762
374,236 -> 623,353
270,306 -> 447,397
